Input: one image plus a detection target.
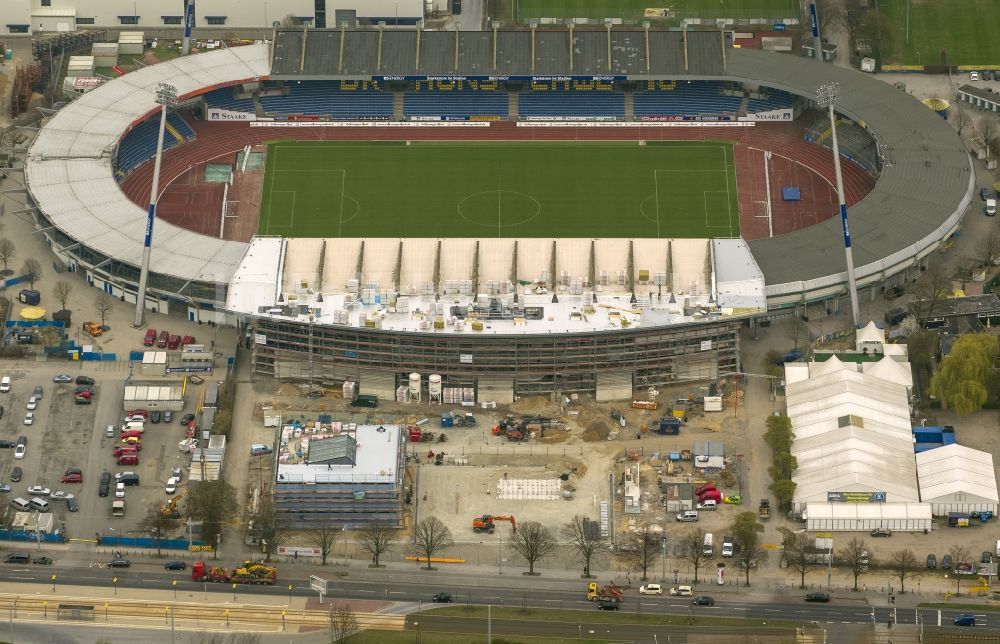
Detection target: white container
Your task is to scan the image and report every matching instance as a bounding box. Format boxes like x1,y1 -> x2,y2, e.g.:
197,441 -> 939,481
409,373 -> 421,395
428,374 -> 442,397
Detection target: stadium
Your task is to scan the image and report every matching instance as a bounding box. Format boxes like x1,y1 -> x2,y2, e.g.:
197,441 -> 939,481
25,28 -> 972,401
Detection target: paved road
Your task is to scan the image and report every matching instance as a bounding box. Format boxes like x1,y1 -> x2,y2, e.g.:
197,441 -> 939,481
0,562 -> 993,633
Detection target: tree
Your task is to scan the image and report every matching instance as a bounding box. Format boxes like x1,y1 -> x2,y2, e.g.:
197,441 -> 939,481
679,528 -> 710,583
306,523 -> 338,566
948,544 -> 972,594
769,479 -> 797,510
509,521 -> 556,575
839,537 -> 870,592
413,516 -> 454,570
185,479 -> 239,554
731,511 -> 764,586
619,525 -> 661,581
140,505 -> 179,557
328,603 -> 359,644
54,280 -> 73,310
21,258 -> 41,289
785,317 -> 808,350
0,238 -> 15,274
763,415 -> 794,452
889,549 -> 919,594
562,515 -> 604,578
778,527 -> 818,589
251,495 -> 286,563
910,262 -> 951,320
954,105 -> 971,136
976,229 -> 1000,269
930,333 -> 998,415
763,350 -> 784,379
95,293 -> 113,327
979,118 -> 1000,159
815,0 -> 849,33
357,523 -> 396,567
855,10 -> 894,60
768,452 -> 798,481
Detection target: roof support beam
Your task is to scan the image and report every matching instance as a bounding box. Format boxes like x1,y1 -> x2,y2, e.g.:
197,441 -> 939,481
531,26 -> 536,75
720,28 -> 727,71
415,24 -> 421,71
299,25 -> 308,72
568,24 -> 573,73
682,23 -> 688,72
644,24 -> 650,73
338,24 -> 346,73
377,22 -> 384,73
606,23 -> 612,72
492,23 -> 498,73
454,27 -> 460,73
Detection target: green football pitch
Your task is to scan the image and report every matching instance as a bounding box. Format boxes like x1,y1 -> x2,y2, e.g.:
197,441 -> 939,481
877,0 -> 1000,66
511,0 -> 797,22
258,141 -> 740,239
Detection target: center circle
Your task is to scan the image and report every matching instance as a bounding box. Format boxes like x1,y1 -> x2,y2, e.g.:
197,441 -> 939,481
457,190 -> 541,228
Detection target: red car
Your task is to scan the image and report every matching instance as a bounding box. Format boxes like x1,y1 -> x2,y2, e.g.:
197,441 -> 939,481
126,409 -> 148,419
121,429 -> 143,440
117,454 -> 139,466
112,445 -> 140,456
143,328 -> 157,347
60,469 -> 83,484
695,483 -> 717,496
181,335 -> 196,347
157,330 -> 170,348
167,335 -> 182,350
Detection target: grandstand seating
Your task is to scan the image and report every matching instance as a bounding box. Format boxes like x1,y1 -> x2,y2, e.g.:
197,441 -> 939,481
403,89 -> 508,119
257,81 -> 393,120
519,90 -> 625,119
202,86 -> 255,113
116,112 -> 196,176
805,116 -> 878,173
633,80 -> 742,117
745,89 -> 796,114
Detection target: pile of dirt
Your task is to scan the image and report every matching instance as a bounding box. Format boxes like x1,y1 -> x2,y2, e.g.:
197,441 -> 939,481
581,421 -> 611,442
510,395 -> 554,414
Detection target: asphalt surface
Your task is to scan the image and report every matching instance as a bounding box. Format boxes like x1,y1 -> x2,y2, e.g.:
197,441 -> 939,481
0,561 -> 994,634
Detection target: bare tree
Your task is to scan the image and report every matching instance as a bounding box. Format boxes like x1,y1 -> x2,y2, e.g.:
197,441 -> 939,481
948,544 -> 972,594
251,495 -> 286,563
838,537 -> 870,591
979,118 -> 1000,158
21,258 -> 41,288
413,516 -> 454,570
814,0 -> 848,33
54,280 -> 73,310
357,523 -> 396,567
306,523 -> 337,565
619,525 -> 661,581
95,293 -> 113,327
910,262 -> 951,320
889,549 -> 920,594
785,317 -> 808,350
561,515 -> 604,578
680,528 -> 710,583
0,238 -> 15,274
954,105 -> 971,136
778,527 -> 819,589
509,521 -> 556,575
328,603 -> 359,644
976,228 -> 1000,268
732,511 -> 764,587
139,505 -> 179,557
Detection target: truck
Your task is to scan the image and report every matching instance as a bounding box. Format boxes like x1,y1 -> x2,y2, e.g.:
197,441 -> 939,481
631,400 -> 659,410
111,500 -> 125,517
988,198 -> 997,217
17,289 -> 40,305
586,581 -> 624,602
350,394 -> 378,408
191,560 -> 277,585
758,499 -> 771,520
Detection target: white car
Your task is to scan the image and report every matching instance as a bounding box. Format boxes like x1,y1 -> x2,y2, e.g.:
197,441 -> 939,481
26,485 -> 51,497
105,425 -> 116,438
165,477 -> 178,495
639,584 -> 662,595
23,412 -> 33,425
669,586 -> 693,597
115,482 -> 125,498
696,500 -> 718,511
50,491 -> 75,500
14,444 -> 25,459
971,71 -> 981,81
26,396 -> 37,411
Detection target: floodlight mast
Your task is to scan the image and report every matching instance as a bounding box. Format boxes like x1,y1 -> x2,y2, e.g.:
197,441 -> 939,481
816,82 -> 860,330
133,82 -> 177,328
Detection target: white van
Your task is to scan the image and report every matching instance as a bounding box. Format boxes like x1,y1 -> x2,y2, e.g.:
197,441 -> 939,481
0,376 -> 10,393
10,497 -> 30,511
250,444 -> 273,456
676,510 -> 699,522
703,532 -> 714,556
29,498 -> 49,512
122,421 -> 145,433
988,199 -> 998,216
722,536 -> 735,558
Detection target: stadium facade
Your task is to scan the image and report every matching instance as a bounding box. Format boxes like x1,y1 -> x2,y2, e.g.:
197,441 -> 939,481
23,30 -> 973,401
0,0 -> 425,35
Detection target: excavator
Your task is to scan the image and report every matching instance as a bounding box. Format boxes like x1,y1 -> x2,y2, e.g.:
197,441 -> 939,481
160,490 -> 188,518
472,514 -> 516,534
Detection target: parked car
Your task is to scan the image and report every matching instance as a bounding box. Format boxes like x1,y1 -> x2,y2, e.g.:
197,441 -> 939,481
163,410 -> 173,423
107,558 -> 131,568
0,440 -> 13,448
75,376 -> 94,385
188,375 -> 205,385
971,71 -> 981,81
804,592 -> 830,603
60,469 -> 83,484
25,396 -> 36,411
695,483 -> 717,496
927,554 -> 937,569
115,482 -> 126,498
165,477 -> 178,495
870,528 -> 892,538
26,486 -> 51,497
14,444 -> 25,459
696,500 -> 718,511
982,551 -> 993,564
151,410 -> 162,424
10,467 -> 22,482
105,425 -> 116,438
884,285 -> 905,300
180,413 -> 195,425
181,335 -> 196,347
75,386 -> 94,396
22,413 -> 33,426
167,335 -> 182,350
942,554 -> 953,570
32,385 -> 42,400
164,561 -> 187,571
52,374 -> 72,383
982,187 -> 992,201
692,596 -> 715,606
67,498 -> 79,512
127,409 -> 149,419
669,586 -> 693,597
0,484 -> 10,493
143,328 -> 157,346
157,330 -> 170,348
597,599 -> 620,611
639,584 -> 662,595
50,491 -> 74,500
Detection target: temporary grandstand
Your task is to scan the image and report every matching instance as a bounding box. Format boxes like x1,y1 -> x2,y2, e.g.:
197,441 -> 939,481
23,28 -> 973,396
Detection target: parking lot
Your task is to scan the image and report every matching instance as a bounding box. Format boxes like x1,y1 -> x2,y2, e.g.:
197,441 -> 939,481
0,363 -> 203,545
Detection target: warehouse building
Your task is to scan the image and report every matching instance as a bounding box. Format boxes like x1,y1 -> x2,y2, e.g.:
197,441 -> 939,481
273,424 -> 405,529
915,444 -> 999,516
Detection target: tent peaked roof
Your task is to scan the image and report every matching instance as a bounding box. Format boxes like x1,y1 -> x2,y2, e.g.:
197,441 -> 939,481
857,320 -> 884,345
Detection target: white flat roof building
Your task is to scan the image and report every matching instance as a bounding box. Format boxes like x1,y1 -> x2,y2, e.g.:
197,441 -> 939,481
277,424 -> 400,484
916,444 -> 999,516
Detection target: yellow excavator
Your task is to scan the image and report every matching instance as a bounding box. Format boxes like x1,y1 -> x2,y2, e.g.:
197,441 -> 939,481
160,490 -> 188,518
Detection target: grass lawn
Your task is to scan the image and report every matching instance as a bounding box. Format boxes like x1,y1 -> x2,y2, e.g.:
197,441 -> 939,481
346,631 -> 606,643
877,0 -> 1000,66
512,0 -> 797,22
426,605 -> 797,628
259,140 -> 739,239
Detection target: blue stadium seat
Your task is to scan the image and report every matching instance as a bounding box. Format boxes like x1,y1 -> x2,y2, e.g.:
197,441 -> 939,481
258,81 -> 393,120
202,86 -> 255,113
403,89 -> 508,119
745,89 -> 795,114
116,113 -> 194,175
633,80 -> 743,117
519,91 -> 625,118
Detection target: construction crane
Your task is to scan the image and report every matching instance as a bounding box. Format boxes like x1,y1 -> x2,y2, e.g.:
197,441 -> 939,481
472,514 -> 516,534
159,490 -> 188,518
597,303 -> 641,315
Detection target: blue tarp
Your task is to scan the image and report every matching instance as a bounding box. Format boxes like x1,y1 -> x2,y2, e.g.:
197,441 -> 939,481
5,320 -> 65,328
98,535 -> 205,549
782,187 -> 802,201
0,531 -> 65,543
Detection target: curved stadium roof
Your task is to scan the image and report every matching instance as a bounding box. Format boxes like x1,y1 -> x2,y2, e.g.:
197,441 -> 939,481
25,31 -> 972,299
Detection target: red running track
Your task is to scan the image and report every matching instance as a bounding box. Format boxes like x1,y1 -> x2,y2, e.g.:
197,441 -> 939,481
120,119 -> 875,243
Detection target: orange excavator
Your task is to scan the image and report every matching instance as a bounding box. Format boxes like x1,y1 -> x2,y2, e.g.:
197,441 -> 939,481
472,514 -> 516,534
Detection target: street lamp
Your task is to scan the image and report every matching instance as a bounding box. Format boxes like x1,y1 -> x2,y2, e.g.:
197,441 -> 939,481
133,82 -> 178,328
815,82 -> 860,330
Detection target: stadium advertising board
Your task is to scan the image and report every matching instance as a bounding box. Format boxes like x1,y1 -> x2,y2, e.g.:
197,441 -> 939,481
738,109 -> 794,122
207,108 -> 256,121
639,115 -> 733,122
373,75 -> 627,82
